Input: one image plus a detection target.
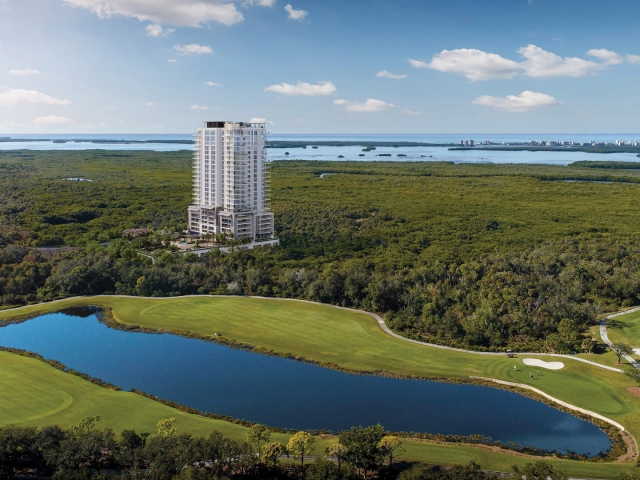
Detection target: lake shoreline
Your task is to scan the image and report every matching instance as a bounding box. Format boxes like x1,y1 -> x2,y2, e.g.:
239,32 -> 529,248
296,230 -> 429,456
0,300 -> 627,462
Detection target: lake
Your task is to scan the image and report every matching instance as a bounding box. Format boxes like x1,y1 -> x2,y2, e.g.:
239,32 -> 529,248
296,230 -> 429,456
0,309 -> 611,456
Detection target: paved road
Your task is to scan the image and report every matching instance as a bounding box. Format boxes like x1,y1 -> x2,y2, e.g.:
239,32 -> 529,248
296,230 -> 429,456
600,307 -> 640,369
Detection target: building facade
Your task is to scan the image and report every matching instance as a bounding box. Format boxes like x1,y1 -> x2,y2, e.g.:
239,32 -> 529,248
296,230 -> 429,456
188,121 -> 275,242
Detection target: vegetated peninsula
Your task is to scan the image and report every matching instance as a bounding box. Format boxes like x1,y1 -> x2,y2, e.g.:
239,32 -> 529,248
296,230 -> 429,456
0,137 -> 194,145
0,137 -> 448,148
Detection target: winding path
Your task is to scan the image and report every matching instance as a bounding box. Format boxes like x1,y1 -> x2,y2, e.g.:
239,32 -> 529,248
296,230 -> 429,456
600,307 -> 640,369
369,308 -> 624,372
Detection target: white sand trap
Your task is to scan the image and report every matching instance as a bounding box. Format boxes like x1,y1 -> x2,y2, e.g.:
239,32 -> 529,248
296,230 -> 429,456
522,358 -> 564,370
633,348 -> 640,355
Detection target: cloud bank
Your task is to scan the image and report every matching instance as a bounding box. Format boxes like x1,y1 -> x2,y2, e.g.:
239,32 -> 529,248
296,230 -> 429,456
250,117 -> 274,125
334,98 -> 398,112
411,45 -> 626,81
146,24 -> 175,36
174,44 -> 213,55
0,88 -> 70,106
265,81 -> 336,96
62,0 -> 244,27
376,70 -> 407,79
472,90 -> 561,112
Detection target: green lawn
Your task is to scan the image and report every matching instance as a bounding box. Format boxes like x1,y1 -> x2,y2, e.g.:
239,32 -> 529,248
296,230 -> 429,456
606,309 -> 640,350
0,296 -> 638,478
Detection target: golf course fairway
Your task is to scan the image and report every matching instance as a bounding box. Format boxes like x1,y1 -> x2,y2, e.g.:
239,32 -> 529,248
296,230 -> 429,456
0,295 -> 638,478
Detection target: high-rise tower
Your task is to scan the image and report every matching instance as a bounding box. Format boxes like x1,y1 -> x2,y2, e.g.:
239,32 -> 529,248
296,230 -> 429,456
187,121 -> 275,242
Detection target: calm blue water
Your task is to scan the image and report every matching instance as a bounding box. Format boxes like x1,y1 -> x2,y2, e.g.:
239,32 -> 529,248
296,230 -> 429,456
0,310 -> 611,456
1,134 -> 639,165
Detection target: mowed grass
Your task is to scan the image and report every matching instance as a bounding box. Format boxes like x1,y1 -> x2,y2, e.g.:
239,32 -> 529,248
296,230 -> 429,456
1,351 -> 629,478
0,296 -> 638,477
607,309 -> 640,350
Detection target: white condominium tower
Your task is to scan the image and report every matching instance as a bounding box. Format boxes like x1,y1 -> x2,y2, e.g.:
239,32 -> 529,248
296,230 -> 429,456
188,121 -> 275,242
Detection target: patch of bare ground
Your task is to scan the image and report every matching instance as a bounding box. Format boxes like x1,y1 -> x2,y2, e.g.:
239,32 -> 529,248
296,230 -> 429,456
617,429 -> 638,463
627,387 -> 640,399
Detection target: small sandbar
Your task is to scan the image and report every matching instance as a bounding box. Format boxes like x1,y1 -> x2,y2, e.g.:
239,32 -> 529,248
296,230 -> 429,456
522,358 -> 564,370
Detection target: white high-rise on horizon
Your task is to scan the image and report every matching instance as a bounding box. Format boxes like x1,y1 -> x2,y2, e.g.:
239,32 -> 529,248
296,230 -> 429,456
188,121 -> 275,243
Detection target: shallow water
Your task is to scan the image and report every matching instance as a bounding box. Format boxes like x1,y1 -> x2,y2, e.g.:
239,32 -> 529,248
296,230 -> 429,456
1,134 -> 639,166
0,310 -> 611,456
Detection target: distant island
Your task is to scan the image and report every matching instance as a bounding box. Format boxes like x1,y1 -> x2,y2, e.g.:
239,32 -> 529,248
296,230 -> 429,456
266,140 -> 450,148
0,138 -> 451,148
0,137 -> 194,145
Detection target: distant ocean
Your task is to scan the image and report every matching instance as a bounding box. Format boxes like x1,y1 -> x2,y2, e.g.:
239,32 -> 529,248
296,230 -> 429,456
1,133 -> 639,165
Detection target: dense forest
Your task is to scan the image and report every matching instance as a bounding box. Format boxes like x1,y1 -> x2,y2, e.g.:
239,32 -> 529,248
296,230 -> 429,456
0,418 -> 569,480
2,151 -> 640,352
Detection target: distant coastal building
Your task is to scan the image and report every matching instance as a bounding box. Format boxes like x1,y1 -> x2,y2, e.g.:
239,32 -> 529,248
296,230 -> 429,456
188,121 -> 276,244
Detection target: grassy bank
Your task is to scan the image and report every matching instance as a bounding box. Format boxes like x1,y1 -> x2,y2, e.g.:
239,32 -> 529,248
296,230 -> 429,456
606,309 -> 640,350
1,350 -> 629,477
0,295 -> 637,477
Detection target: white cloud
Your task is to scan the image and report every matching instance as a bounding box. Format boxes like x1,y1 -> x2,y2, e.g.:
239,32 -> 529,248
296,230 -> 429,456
412,45 -> 622,81
586,48 -> 623,65
245,0 -> 276,6
146,23 -> 175,37
250,117 -> 275,125
408,59 -> 429,69
519,45 -> 607,78
9,69 -> 41,76
402,109 -> 423,116
334,98 -> 398,113
296,118 -> 304,123
265,81 -> 336,96
284,4 -> 307,20
626,54 -> 640,65
191,104 -> 208,110
174,44 -> 212,55
472,90 -> 561,112
33,115 -> 74,125
142,102 -> 155,107
0,88 -> 70,106
410,49 -> 521,81
376,70 -> 407,79
167,59 -> 178,63
204,81 -> 222,86
62,0 -> 244,27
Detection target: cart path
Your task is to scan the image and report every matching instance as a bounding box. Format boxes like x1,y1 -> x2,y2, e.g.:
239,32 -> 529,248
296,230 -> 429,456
600,307 -> 640,369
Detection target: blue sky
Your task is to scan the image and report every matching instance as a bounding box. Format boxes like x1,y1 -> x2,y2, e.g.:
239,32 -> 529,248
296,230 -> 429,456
0,0 -> 639,134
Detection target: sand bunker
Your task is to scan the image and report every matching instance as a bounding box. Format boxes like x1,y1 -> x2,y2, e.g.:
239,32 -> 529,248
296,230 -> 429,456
522,358 -> 564,370
633,348 -> 640,355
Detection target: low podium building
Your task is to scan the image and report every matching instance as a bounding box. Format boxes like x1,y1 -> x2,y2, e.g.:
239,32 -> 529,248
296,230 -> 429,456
188,121 -> 277,245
